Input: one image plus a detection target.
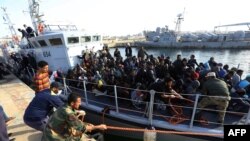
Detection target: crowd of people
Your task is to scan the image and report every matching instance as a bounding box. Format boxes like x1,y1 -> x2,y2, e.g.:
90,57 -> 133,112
66,45 -> 249,125
27,61 -> 107,141
0,62 -> 8,80
1,58 -> 107,141
1,44 -> 250,140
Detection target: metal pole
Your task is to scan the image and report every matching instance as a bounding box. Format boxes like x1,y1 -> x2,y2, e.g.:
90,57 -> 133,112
83,80 -> 88,105
114,85 -> 119,113
14,61 -> 19,74
145,90 -> 157,141
63,77 -> 67,95
148,90 -> 155,126
245,106 -> 250,124
26,67 -> 32,79
189,94 -> 200,128
31,68 -> 35,76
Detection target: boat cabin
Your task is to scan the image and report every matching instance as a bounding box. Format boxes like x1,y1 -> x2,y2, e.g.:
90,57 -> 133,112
20,26 -> 103,73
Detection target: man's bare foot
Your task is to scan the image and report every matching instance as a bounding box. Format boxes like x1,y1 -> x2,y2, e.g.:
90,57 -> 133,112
8,132 -> 13,137
9,138 -> 15,141
6,116 -> 16,125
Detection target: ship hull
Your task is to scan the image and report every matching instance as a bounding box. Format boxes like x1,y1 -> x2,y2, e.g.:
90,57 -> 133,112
135,41 -> 250,49
82,106 -> 223,141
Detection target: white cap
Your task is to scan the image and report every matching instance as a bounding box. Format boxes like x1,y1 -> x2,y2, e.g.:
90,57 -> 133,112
206,72 -> 216,77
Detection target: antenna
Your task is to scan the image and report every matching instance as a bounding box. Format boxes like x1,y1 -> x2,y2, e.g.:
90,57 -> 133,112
1,7 -> 18,43
27,0 -> 45,33
174,8 -> 185,35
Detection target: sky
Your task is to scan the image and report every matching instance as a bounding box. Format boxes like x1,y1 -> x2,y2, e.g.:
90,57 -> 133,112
1,0 -> 250,37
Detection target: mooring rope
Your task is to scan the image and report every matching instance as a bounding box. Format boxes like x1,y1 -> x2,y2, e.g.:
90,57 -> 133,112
106,125 -> 223,137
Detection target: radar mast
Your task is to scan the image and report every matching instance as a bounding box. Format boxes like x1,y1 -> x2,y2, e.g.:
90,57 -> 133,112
1,7 -> 17,37
27,0 -> 45,33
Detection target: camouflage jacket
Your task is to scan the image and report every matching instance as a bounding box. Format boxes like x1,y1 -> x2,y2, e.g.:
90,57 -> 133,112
42,105 -> 86,141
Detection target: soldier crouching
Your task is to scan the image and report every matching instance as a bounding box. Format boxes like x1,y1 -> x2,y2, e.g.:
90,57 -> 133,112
42,93 -> 107,141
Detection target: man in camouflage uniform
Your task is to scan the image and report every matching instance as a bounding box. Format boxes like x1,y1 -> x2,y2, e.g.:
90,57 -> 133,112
196,72 -> 231,124
42,93 -> 107,141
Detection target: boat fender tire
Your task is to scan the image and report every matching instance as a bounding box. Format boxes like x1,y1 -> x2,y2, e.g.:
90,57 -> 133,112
143,126 -> 156,141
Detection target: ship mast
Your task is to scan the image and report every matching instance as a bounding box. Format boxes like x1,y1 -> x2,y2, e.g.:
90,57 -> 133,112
175,8 -> 185,33
175,14 -> 184,35
1,7 -> 17,38
27,0 -> 44,33
174,8 -> 185,41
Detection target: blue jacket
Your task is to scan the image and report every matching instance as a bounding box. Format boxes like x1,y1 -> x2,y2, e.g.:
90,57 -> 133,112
0,112 -> 9,141
24,89 -> 64,121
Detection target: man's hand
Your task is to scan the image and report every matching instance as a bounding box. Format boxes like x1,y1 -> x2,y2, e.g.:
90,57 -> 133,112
174,93 -> 183,99
86,124 -> 94,132
86,124 -> 107,132
77,110 -> 86,116
97,124 -> 107,130
169,95 -> 176,98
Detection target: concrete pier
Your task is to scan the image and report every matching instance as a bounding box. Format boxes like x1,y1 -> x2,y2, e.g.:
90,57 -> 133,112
0,74 -> 42,140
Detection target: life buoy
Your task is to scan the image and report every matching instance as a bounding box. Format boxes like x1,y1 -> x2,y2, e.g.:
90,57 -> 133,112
38,23 -> 44,33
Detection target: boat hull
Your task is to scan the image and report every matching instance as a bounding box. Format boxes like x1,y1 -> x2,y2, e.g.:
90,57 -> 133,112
82,107 -> 223,141
135,41 -> 250,49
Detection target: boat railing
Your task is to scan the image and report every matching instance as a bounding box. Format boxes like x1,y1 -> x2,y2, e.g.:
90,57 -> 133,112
62,79 -> 150,117
45,24 -> 78,31
4,58 -> 250,130
67,85 -> 121,111
57,77 -> 250,129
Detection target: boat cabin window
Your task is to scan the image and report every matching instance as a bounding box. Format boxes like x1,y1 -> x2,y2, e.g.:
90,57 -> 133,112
49,38 -> 63,46
38,40 -> 48,47
81,36 -> 91,42
93,35 -> 101,41
32,41 -> 39,47
67,37 -> 79,44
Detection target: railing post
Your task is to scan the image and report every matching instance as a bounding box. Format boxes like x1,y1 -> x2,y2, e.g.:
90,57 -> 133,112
114,85 -> 119,113
245,106 -> 250,124
26,67 -> 32,79
83,80 -> 88,105
148,90 -> 155,126
63,77 -> 68,95
189,94 -> 200,128
14,61 -> 19,74
31,68 -> 35,76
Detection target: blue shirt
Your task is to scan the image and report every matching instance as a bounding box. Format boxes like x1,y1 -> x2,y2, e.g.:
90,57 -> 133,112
24,89 -> 64,121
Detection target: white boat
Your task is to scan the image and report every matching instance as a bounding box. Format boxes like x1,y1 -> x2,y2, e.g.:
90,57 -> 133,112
136,13 -> 250,49
1,0 -> 103,73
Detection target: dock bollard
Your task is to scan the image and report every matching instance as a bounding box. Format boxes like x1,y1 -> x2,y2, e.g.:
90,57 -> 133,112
143,126 -> 156,141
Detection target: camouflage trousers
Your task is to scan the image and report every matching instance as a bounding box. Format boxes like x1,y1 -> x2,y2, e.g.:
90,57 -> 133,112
197,96 -> 229,122
81,134 -> 96,141
41,128 -> 96,141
